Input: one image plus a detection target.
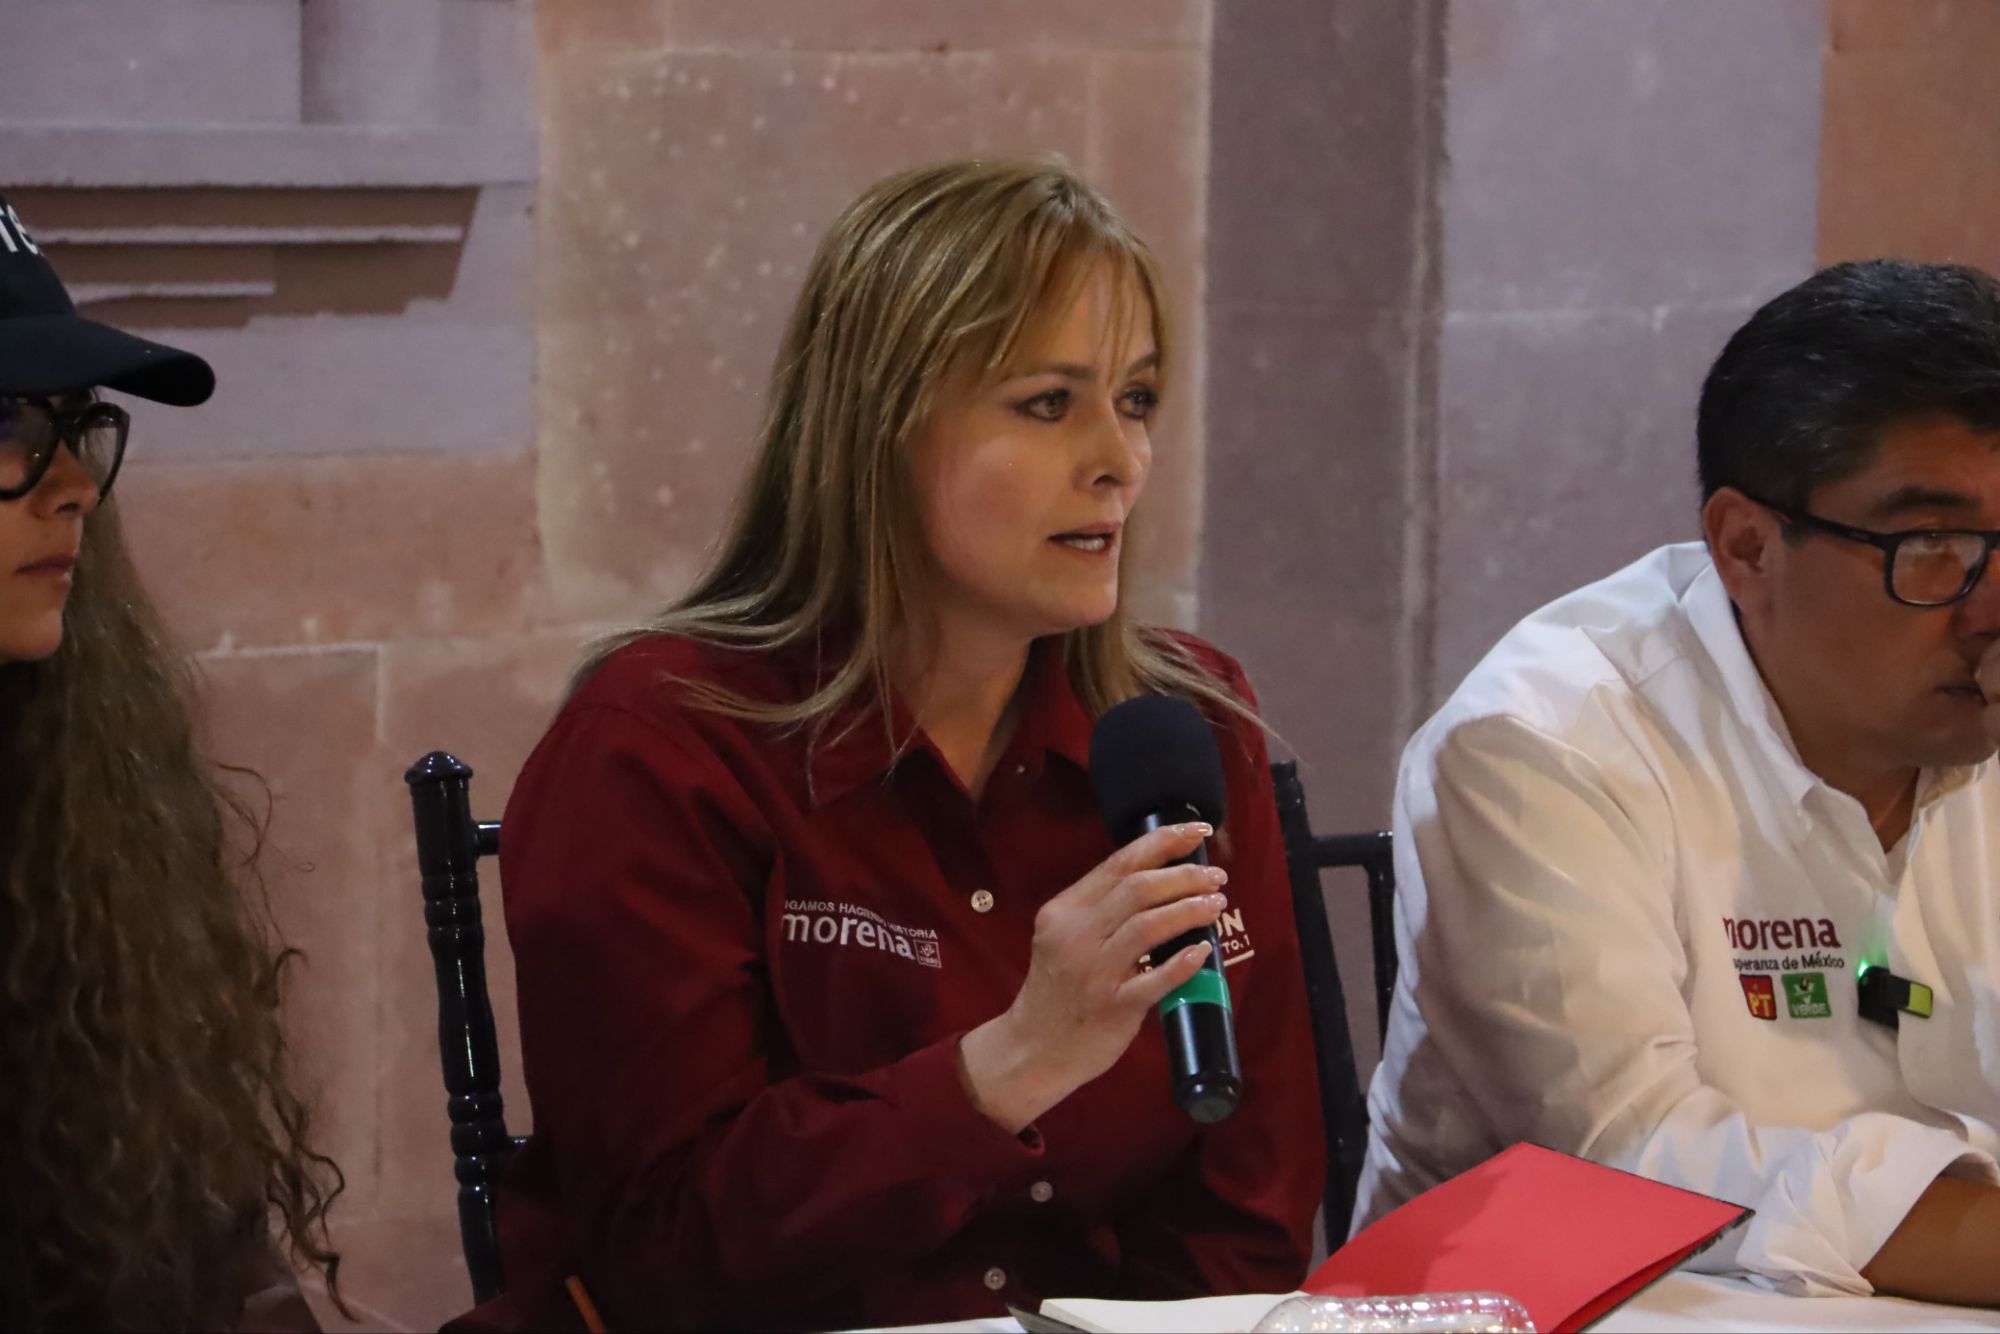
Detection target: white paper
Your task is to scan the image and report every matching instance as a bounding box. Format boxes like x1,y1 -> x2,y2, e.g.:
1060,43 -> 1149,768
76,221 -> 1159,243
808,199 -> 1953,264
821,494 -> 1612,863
1038,1291 -> 1295,1333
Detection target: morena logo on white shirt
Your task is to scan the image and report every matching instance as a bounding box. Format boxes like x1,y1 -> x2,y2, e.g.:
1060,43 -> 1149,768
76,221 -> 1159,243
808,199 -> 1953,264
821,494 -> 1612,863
1722,915 -> 1843,953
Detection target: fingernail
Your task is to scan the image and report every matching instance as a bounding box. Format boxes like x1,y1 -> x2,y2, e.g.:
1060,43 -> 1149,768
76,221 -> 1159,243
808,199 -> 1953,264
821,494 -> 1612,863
1177,822 -> 1213,838
1206,866 -> 1228,885
1206,892 -> 1229,910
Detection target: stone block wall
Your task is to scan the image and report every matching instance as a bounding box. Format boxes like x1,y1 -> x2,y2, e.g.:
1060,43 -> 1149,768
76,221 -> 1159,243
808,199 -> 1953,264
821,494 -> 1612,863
536,0 -> 1213,632
1426,0 -> 1826,697
1820,0 -> 2000,272
3,3 -> 549,1327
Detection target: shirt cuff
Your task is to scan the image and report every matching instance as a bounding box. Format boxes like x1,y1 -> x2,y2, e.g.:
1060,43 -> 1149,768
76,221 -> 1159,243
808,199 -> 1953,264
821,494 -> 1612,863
877,1032 -> 1047,1190
1735,1121 -> 1999,1297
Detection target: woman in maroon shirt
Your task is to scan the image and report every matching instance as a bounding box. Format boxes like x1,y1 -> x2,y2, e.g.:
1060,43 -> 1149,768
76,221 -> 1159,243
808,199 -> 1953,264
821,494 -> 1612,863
493,155 -> 1324,1330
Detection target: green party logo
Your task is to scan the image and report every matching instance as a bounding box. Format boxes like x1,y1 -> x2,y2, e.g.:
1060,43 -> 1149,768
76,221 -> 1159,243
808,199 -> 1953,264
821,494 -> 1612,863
1783,971 -> 1832,1020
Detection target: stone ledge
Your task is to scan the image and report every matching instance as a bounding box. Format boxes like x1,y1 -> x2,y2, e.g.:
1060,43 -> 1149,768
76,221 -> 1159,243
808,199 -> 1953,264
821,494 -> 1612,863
41,224 -> 468,247
17,186 -> 488,317
70,279 -> 277,304
0,124 -> 534,189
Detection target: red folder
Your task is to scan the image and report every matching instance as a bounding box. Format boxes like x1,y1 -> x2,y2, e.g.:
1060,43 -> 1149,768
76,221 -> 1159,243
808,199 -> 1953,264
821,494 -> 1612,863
1306,1143 -> 1751,1333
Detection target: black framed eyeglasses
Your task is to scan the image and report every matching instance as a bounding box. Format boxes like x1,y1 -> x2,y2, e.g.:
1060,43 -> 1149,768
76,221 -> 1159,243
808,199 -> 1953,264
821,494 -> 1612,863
0,395 -> 129,502
1746,492 -> 2000,608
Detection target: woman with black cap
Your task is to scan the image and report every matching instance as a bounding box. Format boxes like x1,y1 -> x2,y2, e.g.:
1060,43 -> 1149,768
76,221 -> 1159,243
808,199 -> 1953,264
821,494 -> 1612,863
0,192 -> 344,1332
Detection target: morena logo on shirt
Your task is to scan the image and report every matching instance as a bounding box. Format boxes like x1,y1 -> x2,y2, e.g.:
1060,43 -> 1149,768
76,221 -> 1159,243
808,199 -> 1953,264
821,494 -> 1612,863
1722,915 -> 1841,953
780,899 -> 942,969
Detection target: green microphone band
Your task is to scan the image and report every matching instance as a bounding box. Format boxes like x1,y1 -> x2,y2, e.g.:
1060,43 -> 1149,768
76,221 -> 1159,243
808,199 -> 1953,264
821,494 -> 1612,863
1158,965 -> 1233,1017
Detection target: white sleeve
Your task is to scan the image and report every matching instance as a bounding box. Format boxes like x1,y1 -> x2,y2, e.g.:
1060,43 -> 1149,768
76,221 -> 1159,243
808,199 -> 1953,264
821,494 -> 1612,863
1403,714 -> 1999,1297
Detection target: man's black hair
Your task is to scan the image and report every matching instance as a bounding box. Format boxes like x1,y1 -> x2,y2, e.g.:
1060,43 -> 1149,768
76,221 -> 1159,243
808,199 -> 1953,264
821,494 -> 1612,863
1697,259 -> 2000,510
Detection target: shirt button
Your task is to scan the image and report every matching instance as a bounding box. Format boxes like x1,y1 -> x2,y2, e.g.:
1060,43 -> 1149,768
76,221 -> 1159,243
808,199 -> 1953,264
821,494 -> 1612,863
983,1266 -> 1007,1291
971,889 -> 995,913
1030,1180 -> 1054,1203
1012,762 -> 1027,776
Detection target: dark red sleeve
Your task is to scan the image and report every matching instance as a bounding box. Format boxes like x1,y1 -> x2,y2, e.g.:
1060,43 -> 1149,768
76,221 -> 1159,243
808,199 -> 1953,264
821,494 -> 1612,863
500,702 -> 1045,1327
1114,652 -> 1327,1296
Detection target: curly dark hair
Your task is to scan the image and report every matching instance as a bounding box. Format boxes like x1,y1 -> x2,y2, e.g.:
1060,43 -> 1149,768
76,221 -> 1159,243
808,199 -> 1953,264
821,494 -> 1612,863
0,496 -> 343,1330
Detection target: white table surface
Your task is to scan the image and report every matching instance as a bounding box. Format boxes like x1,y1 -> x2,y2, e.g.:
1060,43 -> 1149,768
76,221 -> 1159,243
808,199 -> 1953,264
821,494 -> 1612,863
872,1273 -> 2000,1332
1594,1273 -> 2000,1332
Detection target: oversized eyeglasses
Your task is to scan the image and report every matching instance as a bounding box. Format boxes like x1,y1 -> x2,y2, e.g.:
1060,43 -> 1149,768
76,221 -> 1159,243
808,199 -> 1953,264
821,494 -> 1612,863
0,395 -> 129,502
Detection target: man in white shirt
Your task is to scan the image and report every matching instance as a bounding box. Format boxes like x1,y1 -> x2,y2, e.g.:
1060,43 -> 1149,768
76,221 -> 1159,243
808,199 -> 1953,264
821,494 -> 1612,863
1357,260 -> 2000,1306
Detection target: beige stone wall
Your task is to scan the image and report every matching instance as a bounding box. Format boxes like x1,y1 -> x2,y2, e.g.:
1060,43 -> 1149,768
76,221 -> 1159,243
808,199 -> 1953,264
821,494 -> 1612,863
59,4 -> 1214,1328
537,0 -> 1212,633
1819,0 -> 2000,272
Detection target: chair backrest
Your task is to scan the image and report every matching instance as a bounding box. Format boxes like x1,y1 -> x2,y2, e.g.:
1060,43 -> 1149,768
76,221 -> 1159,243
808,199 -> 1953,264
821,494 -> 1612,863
405,750 -> 515,1306
1269,759 -> 1399,1238
1313,831 -> 1397,1043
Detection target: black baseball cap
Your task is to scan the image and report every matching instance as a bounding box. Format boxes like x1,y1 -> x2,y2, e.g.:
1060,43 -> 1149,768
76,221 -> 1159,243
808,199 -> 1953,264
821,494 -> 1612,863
0,189 -> 214,406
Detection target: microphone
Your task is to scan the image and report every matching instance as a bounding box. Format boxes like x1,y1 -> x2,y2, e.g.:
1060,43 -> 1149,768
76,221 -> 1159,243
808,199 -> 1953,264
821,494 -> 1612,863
1089,695 -> 1242,1123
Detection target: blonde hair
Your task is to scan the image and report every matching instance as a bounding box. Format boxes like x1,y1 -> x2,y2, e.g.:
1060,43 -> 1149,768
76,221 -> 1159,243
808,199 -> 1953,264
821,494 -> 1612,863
581,154 -> 1255,742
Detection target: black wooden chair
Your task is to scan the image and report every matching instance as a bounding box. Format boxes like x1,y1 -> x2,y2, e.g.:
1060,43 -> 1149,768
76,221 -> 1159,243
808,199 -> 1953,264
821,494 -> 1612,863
1270,759 -> 1399,1239
405,750 -> 518,1306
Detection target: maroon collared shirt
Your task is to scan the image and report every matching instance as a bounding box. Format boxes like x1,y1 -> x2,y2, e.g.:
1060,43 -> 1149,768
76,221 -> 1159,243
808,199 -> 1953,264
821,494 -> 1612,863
493,633 -> 1324,1330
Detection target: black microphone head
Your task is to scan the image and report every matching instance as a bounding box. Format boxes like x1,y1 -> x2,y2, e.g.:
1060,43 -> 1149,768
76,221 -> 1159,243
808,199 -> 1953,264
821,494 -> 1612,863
1089,695 -> 1229,844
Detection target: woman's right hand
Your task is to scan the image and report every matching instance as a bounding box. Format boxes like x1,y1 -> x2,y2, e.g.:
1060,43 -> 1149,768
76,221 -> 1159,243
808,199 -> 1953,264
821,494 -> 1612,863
956,822 -> 1228,1134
